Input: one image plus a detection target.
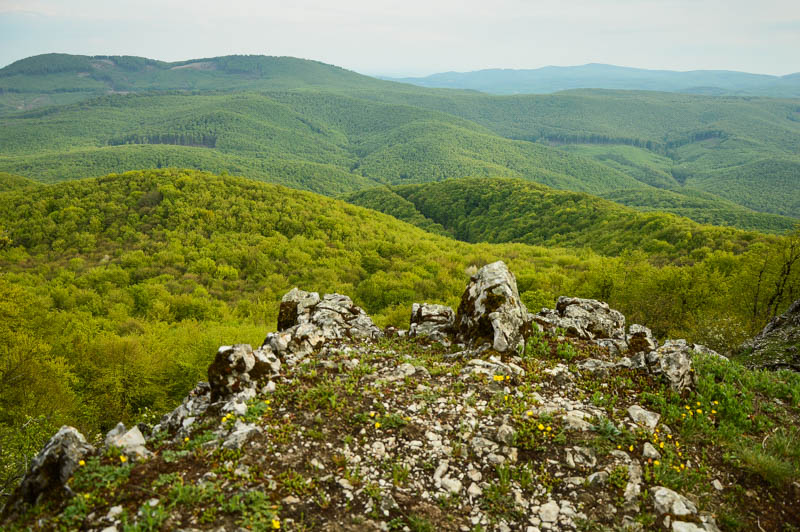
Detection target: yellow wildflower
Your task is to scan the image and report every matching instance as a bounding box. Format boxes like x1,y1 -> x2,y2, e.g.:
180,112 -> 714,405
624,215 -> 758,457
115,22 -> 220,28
711,410 -> 717,414
696,402 -> 701,406
78,460 -> 85,467
493,375 -> 504,382
629,445 -> 634,452
667,434 -> 672,439
374,422 -> 381,429
538,424 -> 545,431
684,405 -> 690,410
184,437 -> 190,443
83,493 -> 90,499
526,410 -> 534,417
119,455 -> 128,464
654,460 -> 660,466
272,519 -> 281,529
713,400 -> 719,405
369,412 -> 376,417
696,409 -> 702,414
659,442 -> 664,449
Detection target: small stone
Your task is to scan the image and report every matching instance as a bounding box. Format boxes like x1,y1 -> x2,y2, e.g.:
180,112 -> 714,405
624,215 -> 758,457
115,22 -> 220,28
468,482 -> 483,497
282,495 -> 301,504
496,424 -> 516,446
106,505 -> 123,519
712,479 -> 723,491
371,441 -> 386,459
643,442 -> 661,460
587,471 -> 608,485
539,500 -> 560,523
441,477 -> 462,494
627,405 -> 660,431
652,486 -> 698,516
672,522 -> 705,532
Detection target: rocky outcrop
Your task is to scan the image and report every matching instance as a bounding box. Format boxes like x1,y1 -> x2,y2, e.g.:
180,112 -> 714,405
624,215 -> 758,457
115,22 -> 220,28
207,344 -> 280,401
621,340 -> 696,392
408,303 -> 454,343
741,298 -> 800,370
454,261 -> 530,352
536,297 -> 629,355
264,291 -> 383,364
2,427 -> 94,517
104,423 -> 151,460
5,265 -> 758,529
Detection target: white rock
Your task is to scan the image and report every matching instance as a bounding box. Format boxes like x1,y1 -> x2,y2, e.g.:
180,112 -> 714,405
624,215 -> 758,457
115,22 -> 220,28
468,482 -> 483,497
539,500 -> 560,523
653,486 -> 698,516
441,477 -> 462,494
672,522 -> 705,532
627,405 -> 660,431
643,442 -> 661,460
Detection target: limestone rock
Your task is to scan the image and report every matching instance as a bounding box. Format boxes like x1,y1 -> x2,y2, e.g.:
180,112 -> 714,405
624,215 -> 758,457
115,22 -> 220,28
264,292 -> 383,364
153,381 -> 211,436
3,427 -> 94,515
741,298 -> 800,370
652,486 -> 697,516
628,405 -> 660,431
627,324 -> 657,354
538,297 -> 626,341
454,261 -> 530,352
208,344 -> 278,401
104,423 -> 151,459
623,341 -> 696,392
277,288 -> 320,331
409,303 -> 455,342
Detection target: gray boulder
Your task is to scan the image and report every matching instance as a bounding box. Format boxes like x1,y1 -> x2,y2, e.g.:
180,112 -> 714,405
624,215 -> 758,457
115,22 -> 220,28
624,340 -> 696,392
627,324 -> 657,354
264,292 -> 383,364
208,344 -> 279,401
652,486 -> 697,516
104,423 -> 151,459
3,427 -> 94,515
277,288 -> 321,331
409,303 -> 455,342
454,261 -> 530,352
153,381 -> 211,436
535,297 -> 628,356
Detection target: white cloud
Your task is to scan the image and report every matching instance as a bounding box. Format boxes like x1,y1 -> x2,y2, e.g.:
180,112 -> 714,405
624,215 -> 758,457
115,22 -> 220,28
0,0 -> 798,74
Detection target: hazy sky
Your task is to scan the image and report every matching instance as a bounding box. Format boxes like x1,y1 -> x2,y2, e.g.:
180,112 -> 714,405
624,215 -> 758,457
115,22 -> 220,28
1,0 -> 798,76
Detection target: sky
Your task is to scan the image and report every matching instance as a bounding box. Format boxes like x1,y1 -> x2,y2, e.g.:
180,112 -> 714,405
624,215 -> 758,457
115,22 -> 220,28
0,0 -> 798,76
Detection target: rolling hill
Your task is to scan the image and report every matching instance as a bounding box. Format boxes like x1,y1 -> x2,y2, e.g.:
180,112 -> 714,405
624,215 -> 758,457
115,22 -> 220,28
388,63 -> 800,97
1,54 -> 799,229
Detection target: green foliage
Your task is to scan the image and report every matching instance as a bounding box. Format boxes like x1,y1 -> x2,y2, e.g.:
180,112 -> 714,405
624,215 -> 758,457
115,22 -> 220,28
0,168 -> 798,508
3,55 -> 799,227
347,178 -> 775,262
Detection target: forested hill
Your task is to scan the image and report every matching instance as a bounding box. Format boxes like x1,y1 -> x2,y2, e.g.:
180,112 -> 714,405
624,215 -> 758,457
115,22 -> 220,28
388,63 -> 800,97
345,178 -> 778,261
2,53 -> 800,229
1,169 -> 799,511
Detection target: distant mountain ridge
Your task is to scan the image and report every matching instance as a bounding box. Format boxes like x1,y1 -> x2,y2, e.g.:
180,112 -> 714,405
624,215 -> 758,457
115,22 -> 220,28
387,63 -> 800,96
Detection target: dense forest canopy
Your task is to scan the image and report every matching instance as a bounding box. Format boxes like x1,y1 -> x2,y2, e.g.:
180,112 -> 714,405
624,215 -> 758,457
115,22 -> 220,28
1,54 -> 799,230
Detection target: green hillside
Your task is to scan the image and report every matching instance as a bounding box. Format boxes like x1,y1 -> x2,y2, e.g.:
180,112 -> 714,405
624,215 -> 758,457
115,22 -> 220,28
0,91 -> 643,197
388,63 -> 800,97
2,54 -> 799,229
1,169 -> 798,503
366,88 -> 800,219
345,178 -> 779,261
0,53 -> 393,112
